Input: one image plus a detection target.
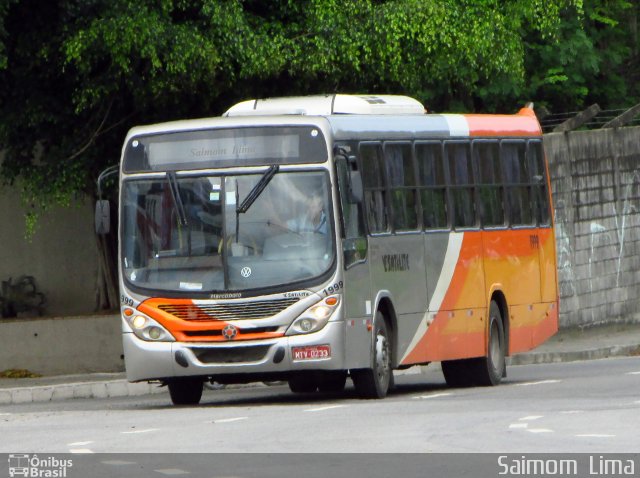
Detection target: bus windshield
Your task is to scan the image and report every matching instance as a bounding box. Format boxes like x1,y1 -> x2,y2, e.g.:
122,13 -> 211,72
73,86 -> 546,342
121,170 -> 335,294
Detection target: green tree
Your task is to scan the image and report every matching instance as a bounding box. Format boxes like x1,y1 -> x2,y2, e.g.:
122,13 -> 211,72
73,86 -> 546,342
521,0 -> 639,112
0,0 -> 581,309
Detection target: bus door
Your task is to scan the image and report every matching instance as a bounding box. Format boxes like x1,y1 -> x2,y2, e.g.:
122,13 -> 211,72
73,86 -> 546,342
335,151 -> 372,369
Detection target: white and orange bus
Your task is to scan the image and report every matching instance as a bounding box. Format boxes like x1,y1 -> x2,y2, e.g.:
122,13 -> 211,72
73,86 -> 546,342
106,94 -> 558,405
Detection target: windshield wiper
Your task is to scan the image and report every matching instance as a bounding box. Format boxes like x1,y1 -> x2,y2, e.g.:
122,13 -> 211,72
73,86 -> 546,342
236,164 -> 279,214
167,171 -> 188,227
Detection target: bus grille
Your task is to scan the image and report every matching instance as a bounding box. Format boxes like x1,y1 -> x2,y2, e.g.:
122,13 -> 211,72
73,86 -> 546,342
157,298 -> 300,321
183,327 -> 279,338
191,345 -> 271,364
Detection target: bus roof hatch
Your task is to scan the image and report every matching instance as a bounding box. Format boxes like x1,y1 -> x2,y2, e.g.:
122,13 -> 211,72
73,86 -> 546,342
224,94 -> 426,117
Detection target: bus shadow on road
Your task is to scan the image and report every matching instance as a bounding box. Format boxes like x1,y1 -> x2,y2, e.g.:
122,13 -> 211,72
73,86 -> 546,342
144,374 -> 453,409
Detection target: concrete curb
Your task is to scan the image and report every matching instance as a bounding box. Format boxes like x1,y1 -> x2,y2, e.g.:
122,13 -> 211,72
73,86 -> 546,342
508,344 -> 640,366
0,379 -> 166,405
1,345 -> 638,405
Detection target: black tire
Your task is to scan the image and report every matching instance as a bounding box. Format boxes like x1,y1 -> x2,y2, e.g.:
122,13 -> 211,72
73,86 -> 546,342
288,373 -> 318,393
442,301 -> 506,387
168,377 -> 204,405
351,312 -> 392,399
317,371 -> 348,393
441,358 -> 475,388
474,301 -> 506,386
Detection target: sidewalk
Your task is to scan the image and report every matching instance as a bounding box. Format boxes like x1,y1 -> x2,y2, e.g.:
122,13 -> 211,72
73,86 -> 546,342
1,323 -> 639,405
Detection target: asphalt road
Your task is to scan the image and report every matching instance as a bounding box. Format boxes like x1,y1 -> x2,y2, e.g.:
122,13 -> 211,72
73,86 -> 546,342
2,356 -> 639,458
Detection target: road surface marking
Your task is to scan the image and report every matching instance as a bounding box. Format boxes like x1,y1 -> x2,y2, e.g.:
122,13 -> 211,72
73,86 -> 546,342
122,428 -> 160,434
516,380 -> 561,386
626,371 -> 640,375
0,413 -> 11,416
412,393 -> 453,400
509,423 -> 528,429
575,434 -> 616,438
67,441 -> 93,446
211,417 -> 248,423
519,415 -> 544,421
101,460 -> 137,466
69,449 -> 94,454
560,410 -> 583,414
304,405 -> 347,412
154,469 -> 190,475
526,429 -> 554,433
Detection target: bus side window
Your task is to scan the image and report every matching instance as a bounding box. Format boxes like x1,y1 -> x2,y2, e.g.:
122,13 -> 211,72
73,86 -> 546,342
359,143 -> 389,234
445,141 -> 476,229
336,154 -> 367,267
416,142 -> 448,229
474,141 -> 505,227
527,140 -> 551,226
502,141 -> 533,226
384,142 -> 418,231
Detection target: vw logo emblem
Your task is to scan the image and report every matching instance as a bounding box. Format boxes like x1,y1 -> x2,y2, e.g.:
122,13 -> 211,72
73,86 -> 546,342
222,324 -> 238,340
241,267 -> 252,278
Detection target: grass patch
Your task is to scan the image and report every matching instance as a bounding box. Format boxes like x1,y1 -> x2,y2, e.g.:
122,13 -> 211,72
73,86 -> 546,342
0,369 -> 42,379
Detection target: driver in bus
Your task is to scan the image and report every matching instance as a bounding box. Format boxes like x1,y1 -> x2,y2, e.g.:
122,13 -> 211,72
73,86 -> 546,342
288,192 -> 327,234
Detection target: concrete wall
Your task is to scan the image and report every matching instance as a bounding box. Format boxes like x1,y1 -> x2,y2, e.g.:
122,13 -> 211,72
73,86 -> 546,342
0,314 -> 123,375
545,126 -> 640,327
0,187 -> 100,317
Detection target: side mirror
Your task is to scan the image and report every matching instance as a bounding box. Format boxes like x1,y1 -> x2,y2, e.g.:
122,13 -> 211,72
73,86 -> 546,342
348,170 -> 363,203
95,200 -> 111,235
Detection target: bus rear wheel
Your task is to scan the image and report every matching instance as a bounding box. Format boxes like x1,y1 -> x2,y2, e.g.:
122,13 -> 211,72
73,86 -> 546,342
442,301 -> 506,387
168,377 -> 204,405
351,312 -> 392,399
475,301 -> 506,386
441,358 -> 475,388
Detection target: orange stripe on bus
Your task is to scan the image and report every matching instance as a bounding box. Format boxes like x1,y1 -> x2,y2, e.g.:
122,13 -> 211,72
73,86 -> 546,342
465,113 -> 541,137
137,298 -> 285,342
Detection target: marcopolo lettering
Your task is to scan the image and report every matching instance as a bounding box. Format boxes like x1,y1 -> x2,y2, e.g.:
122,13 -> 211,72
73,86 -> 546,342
382,253 -> 410,272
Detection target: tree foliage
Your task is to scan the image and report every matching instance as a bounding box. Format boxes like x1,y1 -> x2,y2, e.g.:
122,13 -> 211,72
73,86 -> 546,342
11,0 -> 640,243
522,0 -> 639,111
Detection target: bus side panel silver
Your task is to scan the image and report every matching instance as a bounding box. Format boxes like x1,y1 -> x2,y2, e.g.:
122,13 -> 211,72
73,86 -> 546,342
369,234 -> 427,361
424,232 -> 452,304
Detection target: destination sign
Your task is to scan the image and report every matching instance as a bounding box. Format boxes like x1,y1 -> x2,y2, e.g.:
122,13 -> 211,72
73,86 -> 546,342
148,135 -> 299,167
123,126 -> 327,172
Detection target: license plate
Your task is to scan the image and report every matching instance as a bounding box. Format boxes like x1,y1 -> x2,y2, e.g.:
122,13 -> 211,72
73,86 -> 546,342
291,345 -> 331,361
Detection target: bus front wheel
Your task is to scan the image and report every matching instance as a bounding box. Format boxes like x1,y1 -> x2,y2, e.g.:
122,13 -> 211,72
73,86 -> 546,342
351,312 -> 392,399
168,377 -> 204,405
317,371 -> 348,392
288,373 -> 318,393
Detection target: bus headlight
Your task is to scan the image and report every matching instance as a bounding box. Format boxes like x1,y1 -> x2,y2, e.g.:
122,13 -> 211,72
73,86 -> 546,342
126,313 -> 175,342
286,295 -> 340,336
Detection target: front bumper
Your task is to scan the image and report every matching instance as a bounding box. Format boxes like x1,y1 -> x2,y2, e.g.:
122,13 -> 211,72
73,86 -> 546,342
123,320 -> 346,382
